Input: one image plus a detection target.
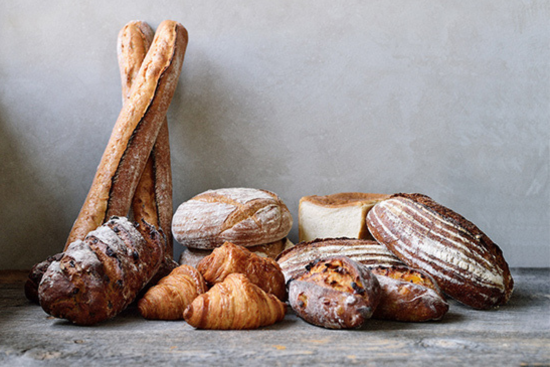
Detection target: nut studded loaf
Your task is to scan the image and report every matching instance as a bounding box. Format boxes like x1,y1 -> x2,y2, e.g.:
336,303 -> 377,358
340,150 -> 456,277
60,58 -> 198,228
39,217 -> 165,325
366,193 -> 514,310
172,188 -> 293,249
118,20 -> 174,257
65,20 -> 188,247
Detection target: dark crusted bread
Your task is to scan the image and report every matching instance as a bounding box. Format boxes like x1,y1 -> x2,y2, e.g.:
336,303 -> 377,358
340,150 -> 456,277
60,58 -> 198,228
39,217 -> 164,325
366,193 -> 514,310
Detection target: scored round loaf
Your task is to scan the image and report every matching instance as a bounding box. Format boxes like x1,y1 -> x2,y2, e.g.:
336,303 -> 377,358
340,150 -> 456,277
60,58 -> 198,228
172,188 -> 293,249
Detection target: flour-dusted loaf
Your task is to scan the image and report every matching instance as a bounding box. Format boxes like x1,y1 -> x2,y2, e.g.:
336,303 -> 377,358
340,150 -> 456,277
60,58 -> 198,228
288,256 -> 381,329
370,265 -> 449,322
366,193 -> 514,310
172,188 -> 293,249
39,217 -> 165,325
299,192 -> 389,242
276,238 -> 403,283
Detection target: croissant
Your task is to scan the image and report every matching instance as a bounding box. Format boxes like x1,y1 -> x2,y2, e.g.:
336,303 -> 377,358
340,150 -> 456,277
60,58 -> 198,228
183,273 -> 286,329
197,242 -> 287,301
138,265 -> 207,320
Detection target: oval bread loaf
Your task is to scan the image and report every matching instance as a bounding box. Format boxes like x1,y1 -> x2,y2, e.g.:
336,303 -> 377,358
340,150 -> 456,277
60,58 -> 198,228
172,188 -> 293,249
366,193 -> 514,310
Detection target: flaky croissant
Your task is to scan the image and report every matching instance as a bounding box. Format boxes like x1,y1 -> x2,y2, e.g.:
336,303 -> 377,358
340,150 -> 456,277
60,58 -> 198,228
183,273 -> 286,330
197,242 -> 287,301
138,265 -> 207,320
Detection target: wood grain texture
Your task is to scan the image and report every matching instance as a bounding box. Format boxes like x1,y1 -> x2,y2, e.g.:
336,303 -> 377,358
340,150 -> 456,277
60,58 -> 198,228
0,269 -> 548,366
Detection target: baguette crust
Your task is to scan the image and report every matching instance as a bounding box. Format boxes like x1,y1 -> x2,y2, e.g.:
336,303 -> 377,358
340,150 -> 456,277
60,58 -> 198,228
117,21 -> 174,258
66,20 -> 187,248
366,193 -> 514,309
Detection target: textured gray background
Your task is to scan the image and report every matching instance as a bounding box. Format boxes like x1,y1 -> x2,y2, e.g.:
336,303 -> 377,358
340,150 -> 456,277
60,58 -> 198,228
0,1 -> 548,269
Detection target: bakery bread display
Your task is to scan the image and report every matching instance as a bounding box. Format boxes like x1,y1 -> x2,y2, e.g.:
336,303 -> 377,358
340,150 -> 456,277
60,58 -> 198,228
183,273 -> 287,330
138,265 -> 207,320
287,257 -> 381,329
65,20 -> 188,247
196,242 -> 287,301
299,192 -> 389,242
366,193 -> 514,310
172,188 -> 293,249
276,237 -> 403,282
39,217 -> 165,325
370,265 -> 449,322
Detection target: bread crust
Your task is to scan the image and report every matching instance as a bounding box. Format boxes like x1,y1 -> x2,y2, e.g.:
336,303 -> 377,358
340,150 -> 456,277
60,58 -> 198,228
276,237 -> 403,282
172,188 -> 293,249
300,192 -> 389,208
39,217 -> 164,325
117,21 -> 174,258
366,193 -> 514,310
65,20 -> 187,248
288,256 -> 381,329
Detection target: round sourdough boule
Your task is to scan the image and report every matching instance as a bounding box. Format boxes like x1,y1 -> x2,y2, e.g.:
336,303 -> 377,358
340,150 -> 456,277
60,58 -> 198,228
172,188 -> 293,250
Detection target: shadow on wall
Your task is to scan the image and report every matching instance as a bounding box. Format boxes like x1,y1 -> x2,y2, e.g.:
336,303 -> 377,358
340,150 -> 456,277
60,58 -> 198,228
0,101 -> 68,270
168,52 -> 292,201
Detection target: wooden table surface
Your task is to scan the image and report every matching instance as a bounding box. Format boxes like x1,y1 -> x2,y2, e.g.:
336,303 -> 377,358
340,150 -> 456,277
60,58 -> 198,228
1,268 -> 549,366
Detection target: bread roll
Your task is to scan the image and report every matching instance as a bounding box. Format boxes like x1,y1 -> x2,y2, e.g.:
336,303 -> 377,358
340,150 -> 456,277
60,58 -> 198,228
172,188 -> 293,249
299,192 -> 389,242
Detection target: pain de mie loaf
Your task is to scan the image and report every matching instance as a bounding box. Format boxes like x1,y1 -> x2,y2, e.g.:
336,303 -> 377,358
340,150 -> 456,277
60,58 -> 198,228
299,192 -> 389,242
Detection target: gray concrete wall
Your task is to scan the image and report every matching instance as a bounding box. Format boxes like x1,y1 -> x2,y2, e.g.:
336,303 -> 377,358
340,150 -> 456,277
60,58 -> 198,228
1,0 -> 548,269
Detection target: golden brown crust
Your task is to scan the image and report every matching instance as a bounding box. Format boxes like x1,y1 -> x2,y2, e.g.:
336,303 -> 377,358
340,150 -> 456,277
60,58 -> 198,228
138,265 -> 207,320
39,217 -> 164,325
183,273 -> 286,330
300,192 -> 390,208
288,257 -> 381,329
369,265 -> 449,322
65,20 -> 188,248
118,21 -> 174,258
197,242 -> 287,301
367,193 -> 514,310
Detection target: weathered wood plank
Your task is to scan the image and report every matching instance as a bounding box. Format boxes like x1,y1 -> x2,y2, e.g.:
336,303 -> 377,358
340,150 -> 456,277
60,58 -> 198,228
0,268 -> 548,366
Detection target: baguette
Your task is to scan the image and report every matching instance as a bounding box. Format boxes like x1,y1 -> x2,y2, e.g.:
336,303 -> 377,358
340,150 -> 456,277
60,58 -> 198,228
65,20 -> 188,248
117,20 -> 174,258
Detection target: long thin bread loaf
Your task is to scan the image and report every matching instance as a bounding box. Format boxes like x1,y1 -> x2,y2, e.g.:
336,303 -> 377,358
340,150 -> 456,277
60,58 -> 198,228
65,20 -> 187,248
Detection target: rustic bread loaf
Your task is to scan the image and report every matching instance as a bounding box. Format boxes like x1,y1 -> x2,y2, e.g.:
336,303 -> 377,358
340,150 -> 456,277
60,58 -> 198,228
276,237 -> 403,282
39,217 -> 165,325
299,192 -> 389,242
288,256 -> 381,329
172,188 -> 293,249
366,193 -> 514,310
370,265 -> 449,322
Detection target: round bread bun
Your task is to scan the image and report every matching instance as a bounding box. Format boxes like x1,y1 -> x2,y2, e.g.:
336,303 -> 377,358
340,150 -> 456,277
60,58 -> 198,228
172,188 -> 293,249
